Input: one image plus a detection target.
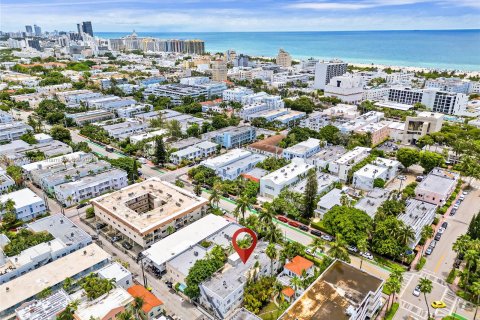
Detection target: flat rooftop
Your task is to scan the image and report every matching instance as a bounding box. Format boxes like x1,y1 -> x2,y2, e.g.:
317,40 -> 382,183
0,188 -> 43,209
416,167 -> 459,195
0,244 -> 110,314
308,145 -> 346,162
354,188 -> 391,218
262,158 -> 314,185
91,178 -> 207,235
74,287 -> 133,320
202,149 -> 251,169
279,260 -> 383,320
248,134 -> 285,156
143,214 -> 230,267
27,215 -> 91,247
284,138 -> 321,155
335,147 -> 371,165
354,164 -> 388,179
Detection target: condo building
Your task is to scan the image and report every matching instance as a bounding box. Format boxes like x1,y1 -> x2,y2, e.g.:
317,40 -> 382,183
313,60 -> 348,90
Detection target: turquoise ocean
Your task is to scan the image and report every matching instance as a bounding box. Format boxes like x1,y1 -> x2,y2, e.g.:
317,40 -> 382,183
96,30 -> 480,71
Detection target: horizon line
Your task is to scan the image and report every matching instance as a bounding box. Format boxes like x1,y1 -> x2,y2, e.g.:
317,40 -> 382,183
92,28 -> 480,33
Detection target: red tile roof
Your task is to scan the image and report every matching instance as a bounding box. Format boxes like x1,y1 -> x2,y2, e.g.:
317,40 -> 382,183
284,256 -> 314,276
282,287 -> 295,297
127,285 -> 163,313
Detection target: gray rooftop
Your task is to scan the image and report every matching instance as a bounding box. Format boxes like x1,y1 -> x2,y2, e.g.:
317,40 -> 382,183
354,188 -> 391,218
416,167 -> 459,195
27,215 -> 92,246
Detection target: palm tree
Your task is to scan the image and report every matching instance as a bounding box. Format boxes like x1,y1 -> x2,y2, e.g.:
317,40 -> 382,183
66,195 -> 73,207
264,224 -> 283,244
132,296 -> 145,319
420,225 -> 434,256
398,224 -> 415,247
166,225 -> 175,235
453,234 -> 471,260
309,237 -> 325,256
266,243 -> 278,276
258,206 -> 275,228
464,249 -> 478,286
328,234 -> 350,263
419,277 -> 433,319
357,238 -> 368,270
470,281 -> 480,320
116,309 -> 135,320
209,184 -> 221,208
290,276 -> 302,297
63,277 -> 74,292
194,183 -> 202,197
234,194 -> 251,222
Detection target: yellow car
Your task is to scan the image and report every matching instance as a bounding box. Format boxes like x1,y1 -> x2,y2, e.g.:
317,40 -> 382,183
431,301 -> 447,309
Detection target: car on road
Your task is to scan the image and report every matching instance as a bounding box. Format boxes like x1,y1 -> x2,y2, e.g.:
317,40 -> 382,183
277,216 -> 288,223
122,242 -> 133,250
441,221 -> 448,229
76,203 -> 87,209
416,176 -> 424,182
90,234 -> 99,240
412,285 -> 421,297
105,146 -> 114,152
450,208 -> 457,216
310,230 -> 322,237
305,248 -> 314,255
138,157 -> 147,164
360,251 -> 374,260
288,221 -> 300,228
397,175 -> 406,180
298,225 -> 309,231
429,240 -> 437,248
347,245 -> 358,253
425,247 -> 434,255
321,234 -> 334,242
437,227 -> 446,234
434,232 -> 442,241
462,191 -> 468,196
431,301 -> 447,309
459,194 -> 465,201
110,235 -> 121,243
453,203 -> 460,210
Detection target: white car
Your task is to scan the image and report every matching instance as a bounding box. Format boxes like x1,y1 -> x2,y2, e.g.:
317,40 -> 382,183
437,227 -> 446,234
347,245 -> 358,253
413,285 -> 421,297
462,191 -> 468,196
321,234 -> 334,242
453,204 -> 460,210
360,252 -> 374,260
459,195 -> 465,201
138,157 -> 147,164
305,248 -> 313,256
397,175 -> 407,180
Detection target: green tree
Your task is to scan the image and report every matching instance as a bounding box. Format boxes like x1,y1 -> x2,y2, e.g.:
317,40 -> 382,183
209,184 -> 221,208
194,183 -> 202,197
50,125 -> 72,143
132,296 -> 145,319
266,243 -> 278,275
309,237 -> 325,256
303,169 -> 318,219
323,206 -> 372,245
166,120 -> 183,139
378,199 -> 406,216
186,123 -> 201,137
470,281 -> 480,320
420,225 -> 434,255
373,178 -> 385,188
418,277 -> 433,319
20,131 -> 37,144
458,156 -> 480,186
419,151 -> 444,173
234,194 -> 252,222
396,148 -> 420,170
153,136 -> 167,166
327,234 -> 350,263
357,238 -> 369,270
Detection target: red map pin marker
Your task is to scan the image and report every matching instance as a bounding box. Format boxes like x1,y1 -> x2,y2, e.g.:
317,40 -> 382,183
232,227 -> 258,264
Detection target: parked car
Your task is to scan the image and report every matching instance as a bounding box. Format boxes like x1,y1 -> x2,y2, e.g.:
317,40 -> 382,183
277,216 -> 288,223
110,235 -> 121,243
397,175 -> 406,180
347,245 -> 358,253
360,252 -> 374,260
413,285 -> 421,297
305,248 -> 314,256
321,234 -> 334,242
434,232 -> 442,241
441,221 -> 448,229
416,176 -> 424,182
76,203 -> 87,209
298,225 -> 309,231
459,194 -> 465,201
96,222 -> 107,229
138,157 -> 147,164
91,234 -> 99,240
455,200 -> 461,205
431,301 -> 447,309
429,240 -> 437,248
454,259 -> 462,268
105,146 -> 114,152
310,230 -> 322,237
437,227 -> 445,234
425,247 -> 433,255
450,208 -> 457,216
453,203 -> 460,210
122,242 -> 133,250
462,191 -> 468,196
288,221 -> 300,228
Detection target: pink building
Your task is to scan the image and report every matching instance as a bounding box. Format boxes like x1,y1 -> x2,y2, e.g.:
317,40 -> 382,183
415,168 -> 459,205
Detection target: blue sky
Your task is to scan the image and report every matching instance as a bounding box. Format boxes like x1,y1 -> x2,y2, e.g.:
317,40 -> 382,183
1,0 -> 479,32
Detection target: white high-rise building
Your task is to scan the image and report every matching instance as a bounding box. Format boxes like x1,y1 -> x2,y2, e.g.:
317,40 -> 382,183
324,75 -> 364,104
314,60 -> 348,90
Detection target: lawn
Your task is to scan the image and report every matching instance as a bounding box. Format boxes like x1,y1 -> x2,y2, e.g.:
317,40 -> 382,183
258,301 -> 284,320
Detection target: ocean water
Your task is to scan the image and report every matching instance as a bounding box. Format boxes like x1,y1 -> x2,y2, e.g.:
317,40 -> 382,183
96,30 -> 480,71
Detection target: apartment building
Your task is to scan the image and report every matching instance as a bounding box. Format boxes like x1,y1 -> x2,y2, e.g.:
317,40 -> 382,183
0,110 -> 13,124
54,169 -> 128,206
313,60 -> 348,90
324,75 -> 364,104
0,170 -> 15,194
201,126 -> 256,149
0,122 -> 33,143
329,146 -> 371,181
0,139 -> 73,166
0,188 -> 46,221
91,178 -> 208,248
415,168 -> 460,205
354,121 -> 390,147
398,199 -> 438,248
74,287 -> 133,320
222,87 -> 254,102
201,149 -> 266,180
66,109 -> 115,126
56,90 -> 103,104
279,260 -> 384,320
211,59 -> 228,82
115,104 -> 152,118
425,77 -> 471,94
276,48 -> 292,67
402,111 -> 444,144
22,151 -> 94,177
101,119 -> 148,140
169,141 -> 218,165
260,158 -> 315,199
15,289 -> 71,320
282,138 -> 322,160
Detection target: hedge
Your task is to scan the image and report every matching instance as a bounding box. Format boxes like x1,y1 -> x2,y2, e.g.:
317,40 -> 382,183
446,269 -> 457,284
415,257 -> 426,271
385,303 -> 399,320
310,221 -> 330,233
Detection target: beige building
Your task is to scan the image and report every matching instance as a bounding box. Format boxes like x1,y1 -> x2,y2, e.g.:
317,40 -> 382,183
91,178 -> 208,248
276,49 -> 292,67
211,60 -> 228,82
402,111 -> 444,144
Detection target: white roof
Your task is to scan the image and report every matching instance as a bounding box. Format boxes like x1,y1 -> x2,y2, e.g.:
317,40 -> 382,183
201,149 -> 251,169
22,151 -> 88,172
142,214 -> 230,267
75,288 -> 133,320
0,188 -> 43,209
97,262 -> 131,282
354,164 -> 388,179
262,158 -> 314,185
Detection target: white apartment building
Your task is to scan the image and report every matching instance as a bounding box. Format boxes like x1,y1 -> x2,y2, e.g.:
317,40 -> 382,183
0,110 -> 13,124
324,75 -> 364,104
282,138 -> 322,160
0,188 -> 46,221
337,111 -> 384,133
363,87 -> 389,101
222,87 -> 253,102
130,129 -> 168,144
97,262 -> 133,289
201,149 -> 266,180
240,92 -> 284,109
415,168 -> 459,205
0,170 -> 15,194
101,119 -> 148,140
91,178 -> 209,248
299,111 -> 330,131
260,158 -> 315,199
54,169 -> 128,206
0,122 -> 33,143
115,104 -> 153,118
398,199 -> 438,248
352,157 -> 401,191
22,151 -> 94,177
170,141 -> 218,165
329,146 -> 371,181
425,77 -> 471,94
313,60 -> 348,90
